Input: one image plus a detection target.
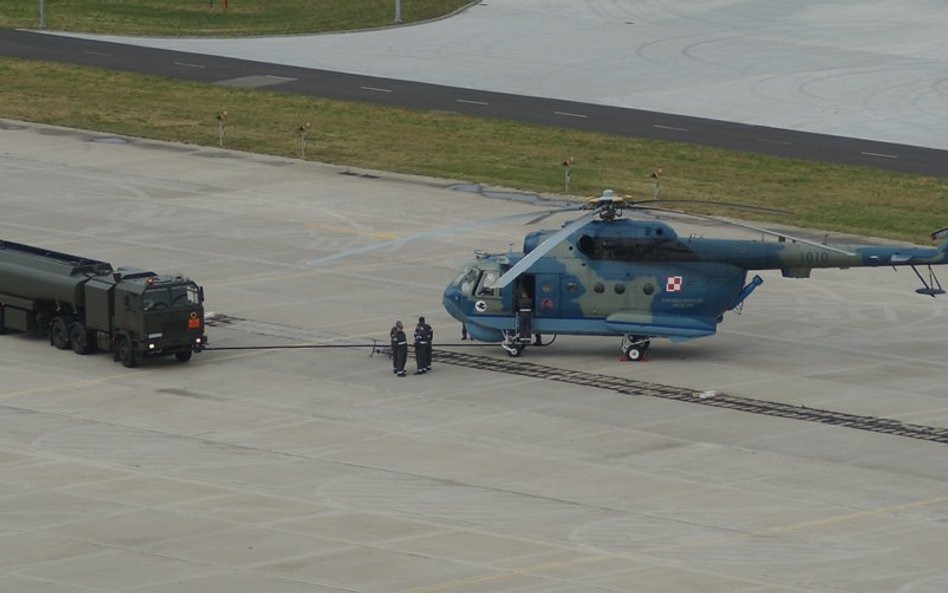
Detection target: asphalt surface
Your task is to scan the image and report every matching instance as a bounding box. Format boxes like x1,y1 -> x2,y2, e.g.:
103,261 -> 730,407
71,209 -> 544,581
2,4 -> 948,591
3,121 -> 948,593
0,24 -> 948,176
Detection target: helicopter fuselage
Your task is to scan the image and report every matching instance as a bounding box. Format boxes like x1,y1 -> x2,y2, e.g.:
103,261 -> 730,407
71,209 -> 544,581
442,218 -> 948,345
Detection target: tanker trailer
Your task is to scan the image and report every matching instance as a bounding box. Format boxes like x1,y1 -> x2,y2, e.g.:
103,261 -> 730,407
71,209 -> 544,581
0,240 -> 206,367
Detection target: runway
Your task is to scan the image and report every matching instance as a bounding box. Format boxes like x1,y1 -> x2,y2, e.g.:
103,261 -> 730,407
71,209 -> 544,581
2,123 -> 948,592
48,0 -> 948,151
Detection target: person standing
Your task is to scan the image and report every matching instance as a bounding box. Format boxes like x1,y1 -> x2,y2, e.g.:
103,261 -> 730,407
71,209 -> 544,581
389,322 -> 399,374
391,320 -> 408,377
517,290 -> 533,340
650,166 -> 663,200
414,316 -> 433,374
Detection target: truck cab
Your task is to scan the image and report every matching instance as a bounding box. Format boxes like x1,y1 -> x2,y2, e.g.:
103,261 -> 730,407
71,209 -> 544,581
105,269 -> 206,367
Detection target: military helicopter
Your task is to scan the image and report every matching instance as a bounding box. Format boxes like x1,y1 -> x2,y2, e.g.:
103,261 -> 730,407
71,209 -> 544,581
442,190 -> 948,360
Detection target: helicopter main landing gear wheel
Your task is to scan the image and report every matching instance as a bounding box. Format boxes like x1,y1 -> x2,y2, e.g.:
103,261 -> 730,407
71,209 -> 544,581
621,335 -> 651,362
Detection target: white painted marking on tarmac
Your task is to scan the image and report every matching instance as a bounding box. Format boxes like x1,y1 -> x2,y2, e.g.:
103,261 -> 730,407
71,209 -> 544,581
759,138 -> 792,145
361,86 -> 393,93
174,62 -> 206,69
861,151 -> 898,159
457,99 -> 489,105
653,124 -> 688,132
83,51 -> 110,57
215,75 -> 296,88
554,111 -> 588,119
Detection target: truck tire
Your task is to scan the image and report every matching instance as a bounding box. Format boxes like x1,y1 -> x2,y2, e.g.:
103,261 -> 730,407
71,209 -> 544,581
69,322 -> 91,355
118,336 -> 140,368
174,351 -> 193,363
50,317 -> 71,350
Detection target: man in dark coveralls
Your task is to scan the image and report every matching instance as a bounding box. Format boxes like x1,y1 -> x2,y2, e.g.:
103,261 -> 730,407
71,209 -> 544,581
390,320 -> 408,377
414,316 -> 433,374
517,290 -> 533,340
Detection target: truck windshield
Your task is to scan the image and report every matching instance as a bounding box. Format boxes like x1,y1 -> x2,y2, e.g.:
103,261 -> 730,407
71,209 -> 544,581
143,284 -> 201,311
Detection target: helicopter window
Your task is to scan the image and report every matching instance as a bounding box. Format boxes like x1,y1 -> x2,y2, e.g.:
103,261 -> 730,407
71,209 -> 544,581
451,267 -> 470,286
643,283 -> 654,295
476,271 -> 499,296
593,282 -> 604,294
614,283 -> 626,294
459,268 -> 480,295
577,235 -> 595,256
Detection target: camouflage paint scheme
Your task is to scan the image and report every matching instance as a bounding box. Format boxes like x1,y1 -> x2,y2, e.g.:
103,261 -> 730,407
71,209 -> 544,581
443,218 -> 948,344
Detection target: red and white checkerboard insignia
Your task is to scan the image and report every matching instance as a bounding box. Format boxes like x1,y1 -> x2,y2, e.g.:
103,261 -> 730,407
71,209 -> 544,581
666,275 -> 683,292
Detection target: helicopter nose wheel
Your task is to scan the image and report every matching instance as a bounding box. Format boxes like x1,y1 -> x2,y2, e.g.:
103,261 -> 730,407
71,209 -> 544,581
502,331 -> 526,357
621,335 -> 650,362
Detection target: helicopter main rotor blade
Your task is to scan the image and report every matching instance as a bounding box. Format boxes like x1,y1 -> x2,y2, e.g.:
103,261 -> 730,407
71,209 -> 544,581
621,200 -> 855,254
306,210 -> 553,267
723,219 -> 857,256
524,204 -> 585,225
488,210 -> 600,290
628,199 -> 790,215
643,207 -> 857,256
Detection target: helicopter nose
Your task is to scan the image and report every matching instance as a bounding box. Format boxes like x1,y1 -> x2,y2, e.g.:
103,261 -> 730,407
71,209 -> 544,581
442,285 -> 465,322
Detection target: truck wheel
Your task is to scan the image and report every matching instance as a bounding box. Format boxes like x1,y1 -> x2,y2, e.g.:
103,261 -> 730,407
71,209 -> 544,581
174,351 -> 193,363
69,323 -> 90,355
50,318 -> 71,350
118,337 -> 140,368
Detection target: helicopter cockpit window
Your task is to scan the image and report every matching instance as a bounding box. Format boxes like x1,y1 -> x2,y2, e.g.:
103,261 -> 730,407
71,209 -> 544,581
476,271 -> 499,297
458,268 -> 481,295
452,267 -> 470,286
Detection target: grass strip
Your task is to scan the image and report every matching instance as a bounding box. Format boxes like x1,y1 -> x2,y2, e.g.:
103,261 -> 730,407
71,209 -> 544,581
2,56 -> 946,243
0,0 -> 476,36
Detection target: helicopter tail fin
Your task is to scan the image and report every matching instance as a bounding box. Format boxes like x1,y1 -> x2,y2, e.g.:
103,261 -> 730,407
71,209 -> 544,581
931,227 -> 948,262
934,228 -> 948,262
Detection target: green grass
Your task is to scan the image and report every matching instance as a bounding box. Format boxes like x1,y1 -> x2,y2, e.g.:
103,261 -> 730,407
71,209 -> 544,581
0,1 -> 945,244
2,56 -> 946,244
0,0 -> 475,35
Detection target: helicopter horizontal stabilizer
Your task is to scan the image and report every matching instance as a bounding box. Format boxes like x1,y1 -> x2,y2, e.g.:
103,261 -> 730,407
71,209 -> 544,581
604,312 -> 717,339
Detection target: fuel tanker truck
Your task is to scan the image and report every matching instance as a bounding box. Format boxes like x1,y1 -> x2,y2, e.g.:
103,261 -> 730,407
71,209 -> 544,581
0,240 -> 206,367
